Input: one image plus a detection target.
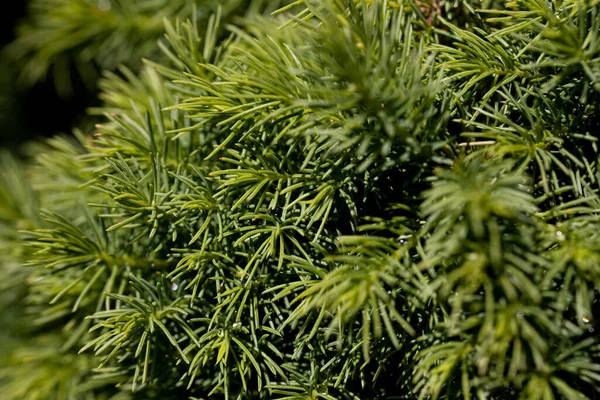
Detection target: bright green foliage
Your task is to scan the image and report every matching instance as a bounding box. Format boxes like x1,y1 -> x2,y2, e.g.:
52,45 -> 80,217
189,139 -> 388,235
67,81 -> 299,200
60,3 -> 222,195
1,0 -> 600,399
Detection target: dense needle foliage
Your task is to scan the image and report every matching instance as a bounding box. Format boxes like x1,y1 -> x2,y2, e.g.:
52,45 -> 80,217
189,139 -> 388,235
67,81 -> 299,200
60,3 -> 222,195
1,0 -> 600,399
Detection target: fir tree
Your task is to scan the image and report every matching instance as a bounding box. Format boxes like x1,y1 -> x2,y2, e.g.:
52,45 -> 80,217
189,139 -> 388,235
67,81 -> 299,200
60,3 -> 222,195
1,0 -> 600,399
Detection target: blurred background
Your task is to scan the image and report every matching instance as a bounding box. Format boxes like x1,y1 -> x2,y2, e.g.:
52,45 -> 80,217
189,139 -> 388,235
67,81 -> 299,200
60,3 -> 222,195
0,1 -> 95,150
0,0 -> 285,151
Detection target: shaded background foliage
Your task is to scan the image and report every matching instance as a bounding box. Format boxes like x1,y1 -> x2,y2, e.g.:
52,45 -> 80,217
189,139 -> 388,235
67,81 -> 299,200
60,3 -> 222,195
0,1 -> 94,149
0,0 -> 286,150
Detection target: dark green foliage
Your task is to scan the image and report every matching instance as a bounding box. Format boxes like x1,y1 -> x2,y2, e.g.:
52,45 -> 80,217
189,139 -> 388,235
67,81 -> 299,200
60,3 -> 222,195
1,0 -> 600,399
